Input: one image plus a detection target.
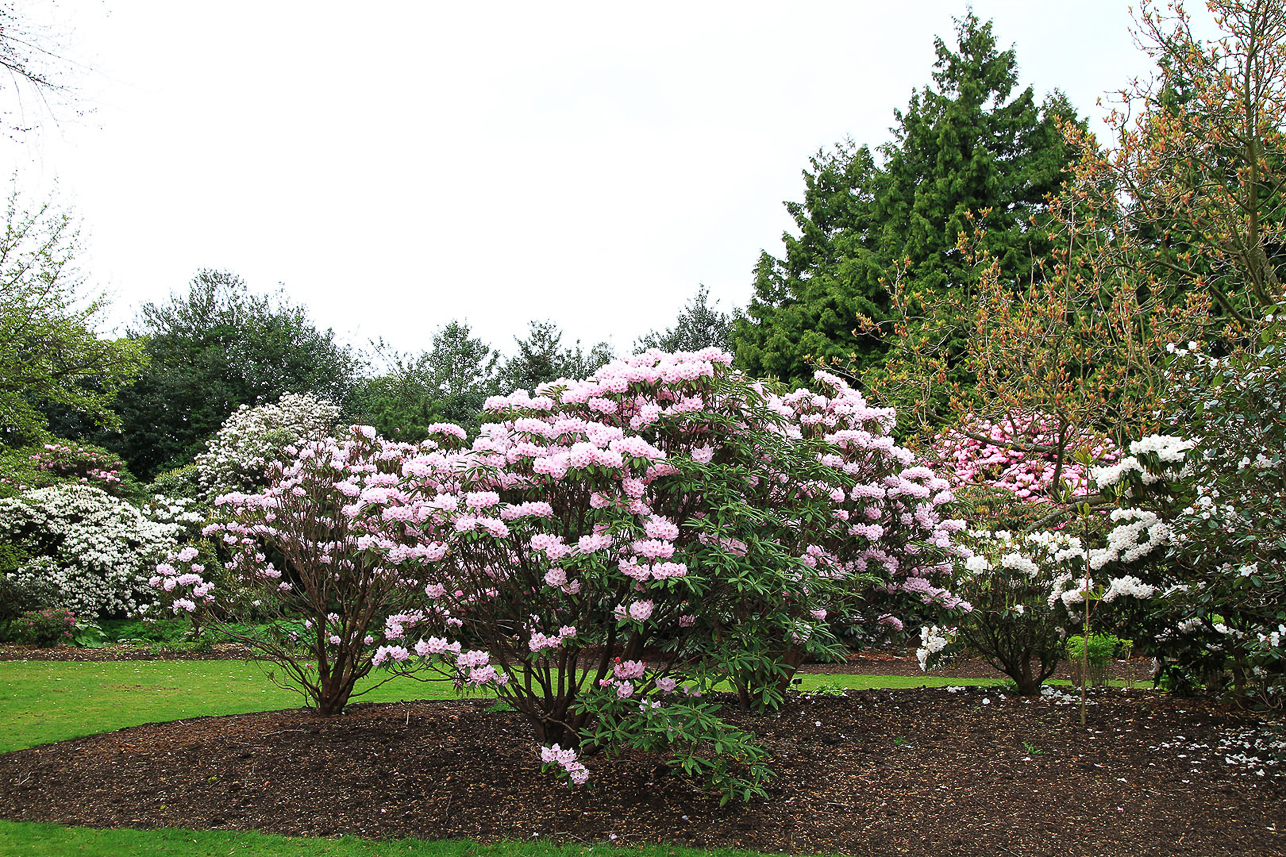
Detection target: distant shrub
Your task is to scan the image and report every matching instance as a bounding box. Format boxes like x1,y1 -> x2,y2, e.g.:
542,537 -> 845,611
8,607 -> 76,646
195,392 -> 339,497
0,483 -> 184,618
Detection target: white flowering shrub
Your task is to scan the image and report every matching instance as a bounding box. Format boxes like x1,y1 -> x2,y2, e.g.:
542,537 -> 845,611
0,483 -> 184,618
1134,327 -> 1286,707
920,506 -> 1171,695
195,392 -> 340,497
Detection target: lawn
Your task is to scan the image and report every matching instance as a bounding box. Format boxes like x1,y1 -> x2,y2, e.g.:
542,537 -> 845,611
0,821 -> 768,857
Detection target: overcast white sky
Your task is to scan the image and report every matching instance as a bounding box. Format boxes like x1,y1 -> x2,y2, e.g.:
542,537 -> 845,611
2,1 -> 1199,361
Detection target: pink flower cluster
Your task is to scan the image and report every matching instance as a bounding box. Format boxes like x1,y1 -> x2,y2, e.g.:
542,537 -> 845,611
934,413 -> 1119,500
540,744 -> 589,785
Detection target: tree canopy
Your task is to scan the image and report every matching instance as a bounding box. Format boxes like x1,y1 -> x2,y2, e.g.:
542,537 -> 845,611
0,188 -> 145,444
731,12 -> 1081,391
100,269 -> 360,480
497,320 -> 613,392
353,321 -> 500,442
634,285 -> 733,354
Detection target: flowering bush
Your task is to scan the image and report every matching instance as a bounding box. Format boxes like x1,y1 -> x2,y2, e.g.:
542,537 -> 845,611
26,441 -> 142,500
154,426 -> 433,716
1134,328 -> 1286,707
0,441 -> 144,501
919,500 -> 1170,695
0,483 -> 185,618
934,412 -> 1119,503
374,350 -> 961,795
160,350 -> 962,799
5,606 -> 76,646
195,392 -> 340,497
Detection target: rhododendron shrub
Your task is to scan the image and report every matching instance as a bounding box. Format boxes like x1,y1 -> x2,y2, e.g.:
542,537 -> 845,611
195,392 -> 341,498
153,427 -> 434,716
920,489 -> 1175,695
1134,330 -> 1286,706
0,483 -> 185,618
26,441 -> 143,500
932,412 -> 1120,530
373,350 -> 961,796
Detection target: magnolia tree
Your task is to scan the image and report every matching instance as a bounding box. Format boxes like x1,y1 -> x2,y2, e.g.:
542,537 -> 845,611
155,427 -> 433,716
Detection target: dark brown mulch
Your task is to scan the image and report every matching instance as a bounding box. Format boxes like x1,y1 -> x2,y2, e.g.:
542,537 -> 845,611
800,652 -> 1160,683
1,688 -> 1282,856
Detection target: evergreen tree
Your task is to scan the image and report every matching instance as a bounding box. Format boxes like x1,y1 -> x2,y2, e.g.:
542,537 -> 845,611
353,321 -> 499,441
732,13 -> 1080,391
634,284 -> 733,354
498,320 -> 613,392
96,270 -> 360,480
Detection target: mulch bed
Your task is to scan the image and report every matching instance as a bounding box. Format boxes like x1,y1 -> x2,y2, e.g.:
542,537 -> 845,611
1,685 -> 1282,856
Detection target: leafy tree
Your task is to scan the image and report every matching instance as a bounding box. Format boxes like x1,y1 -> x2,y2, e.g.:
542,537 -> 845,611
353,321 -> 500,441
1064,0 -> 1286,328
98,270 -> 360,480
633,285 -> 733,354
498,320 -> 613,391
0,188 -> 146,444
732,13 -> 1080,391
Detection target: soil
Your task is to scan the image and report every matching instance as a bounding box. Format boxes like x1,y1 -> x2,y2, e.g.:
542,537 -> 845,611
1,684 -> 1282,856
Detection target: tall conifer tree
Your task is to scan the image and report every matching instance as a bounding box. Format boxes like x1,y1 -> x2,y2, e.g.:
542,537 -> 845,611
733,13 -> 1081,391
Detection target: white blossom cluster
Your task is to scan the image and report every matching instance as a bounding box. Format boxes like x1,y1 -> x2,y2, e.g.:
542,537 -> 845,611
0,483 -> 184,618
916,624 -> 955,670
949,528 -> 1161,617
1088,509 -> 1172,570
196,392 -> 340,497
1091,435 -> 1193,488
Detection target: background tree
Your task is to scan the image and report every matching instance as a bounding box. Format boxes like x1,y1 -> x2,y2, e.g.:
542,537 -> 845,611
732,13 -> 1081,392
633,285 -> 733,354
353,321 -> 500,441
0,187 -> 145,444
1065,0 -> 1286,330
96,269 -> 360,480
497,320 -> 613,392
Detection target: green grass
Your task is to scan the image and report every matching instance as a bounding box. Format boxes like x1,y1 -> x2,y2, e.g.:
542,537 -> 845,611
0,659 -> 464,753
0,821 -> 777,857
0,658 -> 1013,754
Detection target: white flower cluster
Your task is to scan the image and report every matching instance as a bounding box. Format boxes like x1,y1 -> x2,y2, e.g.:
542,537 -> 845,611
1101,574 -> 1157,602
1088,509 -> 1172,570
916,624 -> 955,670
1091,435 -> 1192,488
196,392 -> 340,496
140,493 -> 207,540
0,484 -> 184,618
